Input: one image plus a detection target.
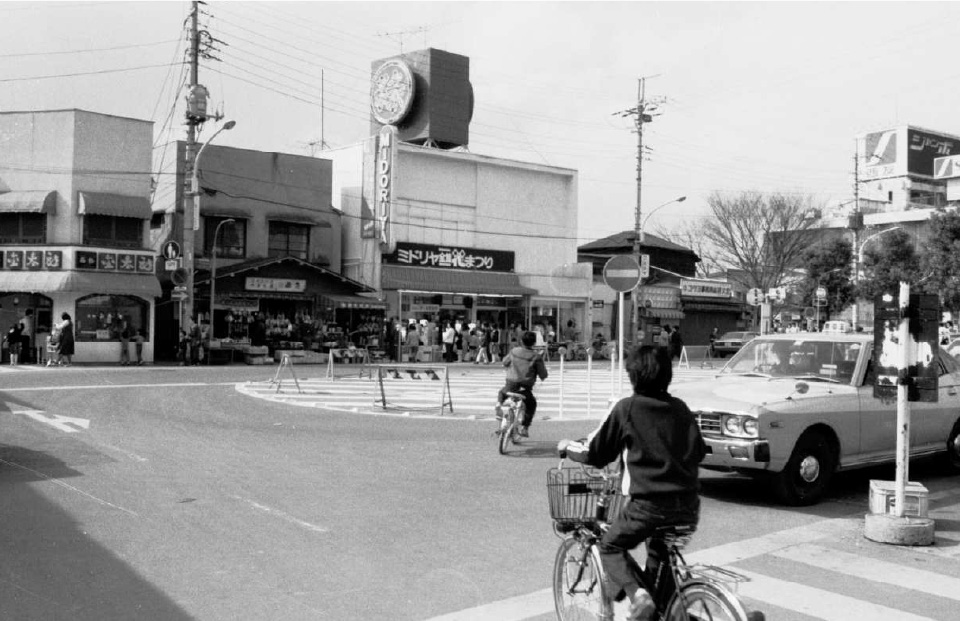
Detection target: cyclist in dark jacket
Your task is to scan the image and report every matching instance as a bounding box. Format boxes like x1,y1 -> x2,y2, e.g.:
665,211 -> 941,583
496,330 -> 548,437
558,345 -> 705,621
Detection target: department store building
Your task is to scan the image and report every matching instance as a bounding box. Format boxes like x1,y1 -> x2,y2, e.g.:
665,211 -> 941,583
325,48 -> 592,338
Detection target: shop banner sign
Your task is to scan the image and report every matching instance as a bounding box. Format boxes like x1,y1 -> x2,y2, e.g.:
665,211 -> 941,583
375,125 -> 397,250
245,277 -> 307,293
680,278 -> 733,299
385,241 -> 515,272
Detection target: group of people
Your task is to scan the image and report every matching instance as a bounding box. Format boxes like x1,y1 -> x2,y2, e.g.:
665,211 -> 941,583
656,325 -> 684,360
4,310 -> 75,367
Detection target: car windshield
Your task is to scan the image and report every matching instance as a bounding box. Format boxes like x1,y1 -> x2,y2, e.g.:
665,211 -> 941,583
720,338 -> 863,384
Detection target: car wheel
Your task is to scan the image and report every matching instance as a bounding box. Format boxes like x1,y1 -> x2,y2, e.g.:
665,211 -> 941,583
772,431 -> 836,506
944,420 -> 960,473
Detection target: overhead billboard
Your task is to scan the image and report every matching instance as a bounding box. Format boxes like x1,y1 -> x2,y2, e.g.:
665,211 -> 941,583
859,126 -> 960,180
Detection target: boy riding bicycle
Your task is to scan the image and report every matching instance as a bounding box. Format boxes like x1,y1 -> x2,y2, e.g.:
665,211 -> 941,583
558,345 -> 706,621
496,330 -> 548,437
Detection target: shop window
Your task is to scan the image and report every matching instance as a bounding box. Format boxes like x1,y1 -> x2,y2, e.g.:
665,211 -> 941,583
268,221 -> 309,260
75,294 -> 149,342
83,215 -> 142,249
203,217 -> 246,258
0,213 -> 46,244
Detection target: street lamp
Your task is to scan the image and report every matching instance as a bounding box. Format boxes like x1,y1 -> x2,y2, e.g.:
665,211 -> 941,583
183,119 -> 236,329
852,226 -> 902,331
633,195 -> 687,345
814,266 -> 844,331
209,218 -> 235,344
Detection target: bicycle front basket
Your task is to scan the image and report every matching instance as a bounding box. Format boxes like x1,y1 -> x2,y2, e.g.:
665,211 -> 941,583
547,467 -> 624,526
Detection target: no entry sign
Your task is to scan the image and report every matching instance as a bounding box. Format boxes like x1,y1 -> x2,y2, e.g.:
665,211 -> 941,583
603,255 -> 642,292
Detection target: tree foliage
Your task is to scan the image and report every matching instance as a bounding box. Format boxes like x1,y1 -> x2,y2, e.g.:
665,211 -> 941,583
800,237 -> 854,319
859,229 -> 921,301
919,209 -> 960,311
701,191 -> 821,290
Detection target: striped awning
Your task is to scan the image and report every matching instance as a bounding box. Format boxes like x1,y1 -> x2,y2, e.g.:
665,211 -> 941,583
78,191 -> 152,219
0,191 -> 57,214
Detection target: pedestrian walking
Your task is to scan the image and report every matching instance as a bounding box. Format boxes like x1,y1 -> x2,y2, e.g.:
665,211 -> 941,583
669,326 -> 683,361
709,327 -> 719,357
20,308 -> 35,364
442,321 -> 455,363
658,325 -> 671,350
490,324 -> 501,362
475,323 -> 490,364
5,322 -> 23,365
54,312 -> 74,366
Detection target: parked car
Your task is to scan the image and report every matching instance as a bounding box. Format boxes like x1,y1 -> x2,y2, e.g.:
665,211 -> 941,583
674,333 -> 960,505
711,331 -> 758,357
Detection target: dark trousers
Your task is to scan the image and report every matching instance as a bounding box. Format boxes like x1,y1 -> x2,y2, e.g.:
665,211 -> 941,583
443,342 -> 454,362
598,493 -> 700,603
497,382 -> 537,426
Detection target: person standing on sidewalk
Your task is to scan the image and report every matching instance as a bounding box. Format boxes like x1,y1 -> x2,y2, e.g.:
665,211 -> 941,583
118,320 -> 132,366
442,321 -> 456,363
475,322 -> 491,364
54,312 -> 74,366
134,329 -> 145,365
5,322 -> 22,365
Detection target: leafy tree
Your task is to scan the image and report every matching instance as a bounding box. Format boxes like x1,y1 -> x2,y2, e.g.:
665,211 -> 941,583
919,209 -> 960,312
701,191 -> 821,290
799,237 -> 854,320
859,228 -> 921,301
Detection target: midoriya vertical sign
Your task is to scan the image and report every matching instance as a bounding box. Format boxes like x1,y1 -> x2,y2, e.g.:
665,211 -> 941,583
376,125 -> 398,252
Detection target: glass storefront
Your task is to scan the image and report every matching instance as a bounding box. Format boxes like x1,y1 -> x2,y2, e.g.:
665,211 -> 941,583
75,294 -> 149,342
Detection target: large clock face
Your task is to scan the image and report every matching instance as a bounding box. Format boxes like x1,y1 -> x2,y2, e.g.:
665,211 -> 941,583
371,59 -> 415,125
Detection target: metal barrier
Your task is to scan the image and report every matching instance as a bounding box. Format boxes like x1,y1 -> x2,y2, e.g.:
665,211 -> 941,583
325,347 -> 372,380
268,354 -> 303,394
678,345 -> 717,370
373,364 -> 454,416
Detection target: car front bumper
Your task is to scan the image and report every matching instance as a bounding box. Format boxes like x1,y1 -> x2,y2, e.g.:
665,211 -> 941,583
702,435 -> 770,469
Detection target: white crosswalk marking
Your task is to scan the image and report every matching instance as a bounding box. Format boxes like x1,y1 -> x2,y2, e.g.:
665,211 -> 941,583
770,543 -> 960,602
422,509 -> 960,621
736,569 -> 938,621
238,364 -> 722,419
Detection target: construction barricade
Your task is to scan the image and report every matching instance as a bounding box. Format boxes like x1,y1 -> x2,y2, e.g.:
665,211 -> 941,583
678,345 -> 717,370
373,364 -> 454,416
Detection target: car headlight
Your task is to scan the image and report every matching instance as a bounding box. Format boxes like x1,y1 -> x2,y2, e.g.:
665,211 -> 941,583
721,414 -> 759,439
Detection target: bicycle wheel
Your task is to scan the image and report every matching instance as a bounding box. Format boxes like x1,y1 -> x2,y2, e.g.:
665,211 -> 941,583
553,537 -> 614,621
664,580 -> 750,621
498,417 -> 512,455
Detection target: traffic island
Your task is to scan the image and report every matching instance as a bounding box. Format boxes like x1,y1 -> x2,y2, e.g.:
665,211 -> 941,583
863,480 -> 935,546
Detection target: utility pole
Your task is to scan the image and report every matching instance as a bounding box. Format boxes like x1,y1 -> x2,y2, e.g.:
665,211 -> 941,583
615,76 -> 662,346
851,144 -> 864,330
181,1 -> 201,329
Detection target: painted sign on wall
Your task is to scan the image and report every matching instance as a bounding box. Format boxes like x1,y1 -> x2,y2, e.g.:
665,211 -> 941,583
384,242 -> 515,272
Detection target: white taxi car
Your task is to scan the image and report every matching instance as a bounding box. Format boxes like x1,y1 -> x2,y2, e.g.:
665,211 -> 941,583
673,333 -> 960,505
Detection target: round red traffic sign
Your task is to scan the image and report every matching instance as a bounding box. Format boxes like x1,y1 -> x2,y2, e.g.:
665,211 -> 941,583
603,255 -> 642,292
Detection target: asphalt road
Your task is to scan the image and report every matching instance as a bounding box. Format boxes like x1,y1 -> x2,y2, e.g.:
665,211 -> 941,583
1,363 -> 959,620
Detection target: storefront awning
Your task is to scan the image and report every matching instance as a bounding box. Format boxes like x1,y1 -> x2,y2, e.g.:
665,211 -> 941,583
78,191 -> 152,219
645,308 -> 685,320
0,191 -> 57,214
319,293 -> 388,310
0,270 -> 161,298
382,264 -> 538,296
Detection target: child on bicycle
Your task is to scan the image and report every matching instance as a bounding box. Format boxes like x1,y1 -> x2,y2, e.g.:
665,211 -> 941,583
557,345 -> 705,621
496,330 -> 548,437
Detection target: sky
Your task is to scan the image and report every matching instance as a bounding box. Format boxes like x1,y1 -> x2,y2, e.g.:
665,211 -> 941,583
3,1 -> 960,246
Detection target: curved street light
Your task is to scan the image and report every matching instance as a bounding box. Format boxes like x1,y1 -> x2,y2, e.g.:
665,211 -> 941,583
852,226 -> 902,331
639,195 -> 687,244
183,119 -> 236,329
632,195 -> 687,347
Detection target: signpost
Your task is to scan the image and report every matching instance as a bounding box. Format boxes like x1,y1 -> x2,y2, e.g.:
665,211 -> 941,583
604,256 -> 642,398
